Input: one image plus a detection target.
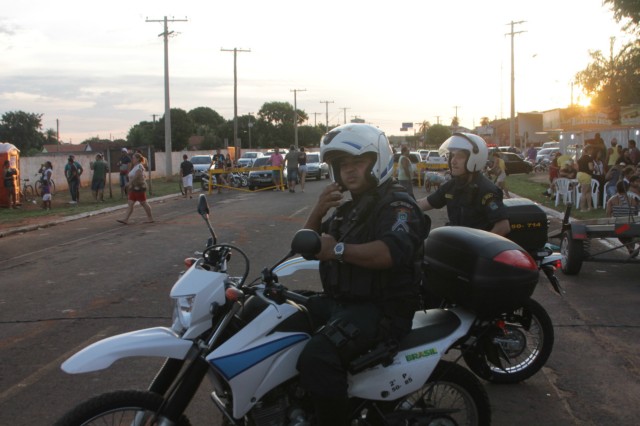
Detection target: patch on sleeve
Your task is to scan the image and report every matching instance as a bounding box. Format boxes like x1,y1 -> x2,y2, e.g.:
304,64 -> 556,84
481,193 -> 496,206
392,208 -> 411,232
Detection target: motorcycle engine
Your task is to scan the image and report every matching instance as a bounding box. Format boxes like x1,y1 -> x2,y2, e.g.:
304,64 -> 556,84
248,384 -> 311,426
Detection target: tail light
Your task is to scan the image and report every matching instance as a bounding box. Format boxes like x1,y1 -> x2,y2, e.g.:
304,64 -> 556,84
493,249 -> 537,271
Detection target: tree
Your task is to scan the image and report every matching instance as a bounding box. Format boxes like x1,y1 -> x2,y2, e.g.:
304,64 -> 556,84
0,111 -> 44,154
128,121 -> 157,147
604,0 -> 640,33
480,117 -> 491,126
154,108 -> 194,152
425,124 -> 451,147
259,102 -> 295,125
188,107 -> 225,129
574,37 -> 640,122
450,116 -> 460,128
43,128 -> 58,144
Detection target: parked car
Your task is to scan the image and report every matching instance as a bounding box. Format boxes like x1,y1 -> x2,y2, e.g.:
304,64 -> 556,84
305,152 -> 329,180
237,152 -> 264,168
536,147 -> 560,164
190,154 -> 213,181
424,150 -> 448,170
247,156 -> 287,190
499,152 -> 534,175
498,146 -> 524,159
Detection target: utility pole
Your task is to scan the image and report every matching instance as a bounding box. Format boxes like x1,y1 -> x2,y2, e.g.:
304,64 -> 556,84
340,107 -> 350,124
320,100 -> 334,132
291,89 -> 306,148
311,112 -> 322,126
146,16 -> 187,178
221,47 -> 251,160
506,20 -> 526,148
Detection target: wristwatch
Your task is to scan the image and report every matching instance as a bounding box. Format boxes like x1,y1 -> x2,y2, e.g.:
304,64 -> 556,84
334,242 -> 345,263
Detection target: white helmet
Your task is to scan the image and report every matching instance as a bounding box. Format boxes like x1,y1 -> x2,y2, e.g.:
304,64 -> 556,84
320,123 -> 394,187
438,132 -> 488,173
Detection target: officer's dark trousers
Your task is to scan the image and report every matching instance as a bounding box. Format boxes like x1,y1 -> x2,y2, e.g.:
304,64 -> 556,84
297,297 -> 382,426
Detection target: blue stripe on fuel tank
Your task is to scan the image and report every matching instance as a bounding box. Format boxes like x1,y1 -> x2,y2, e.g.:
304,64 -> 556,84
209,334 -> 308,380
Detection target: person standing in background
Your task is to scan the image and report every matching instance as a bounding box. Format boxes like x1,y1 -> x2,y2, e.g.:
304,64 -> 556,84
64,156 -> 80,204
117,148 -> 132,199
576,145 -> 594,212
2,160 -> 18,209
180,154 -> 194,199
40,161 -> 53,210
285,145 -> 300,193
269,147 -> 284,191
395,145 -> 414,197
298,146 -> 308,192
606,138 -> 619,172
90,153 -> 109,202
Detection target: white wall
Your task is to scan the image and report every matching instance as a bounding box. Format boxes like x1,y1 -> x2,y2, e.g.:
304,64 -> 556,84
18,149 -> 225,191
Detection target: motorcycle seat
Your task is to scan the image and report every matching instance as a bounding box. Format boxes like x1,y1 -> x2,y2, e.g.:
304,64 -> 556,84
399,309 -> 461,350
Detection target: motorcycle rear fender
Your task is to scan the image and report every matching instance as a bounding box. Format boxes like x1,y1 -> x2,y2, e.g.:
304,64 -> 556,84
61,327 -> 193,374
348,307 -> 476,400
272,257 -> 319,277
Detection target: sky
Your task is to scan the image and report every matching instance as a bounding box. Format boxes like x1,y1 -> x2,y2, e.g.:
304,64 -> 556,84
0,0 -> 630,144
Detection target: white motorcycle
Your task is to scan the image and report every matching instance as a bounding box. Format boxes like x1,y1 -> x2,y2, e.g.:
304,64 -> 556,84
54,194 -> 547,426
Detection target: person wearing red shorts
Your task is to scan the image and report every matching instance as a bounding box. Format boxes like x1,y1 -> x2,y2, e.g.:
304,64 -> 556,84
117,152 -> 154,224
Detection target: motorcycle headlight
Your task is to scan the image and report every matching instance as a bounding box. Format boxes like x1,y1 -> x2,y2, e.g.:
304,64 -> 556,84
172,295 -> 195,332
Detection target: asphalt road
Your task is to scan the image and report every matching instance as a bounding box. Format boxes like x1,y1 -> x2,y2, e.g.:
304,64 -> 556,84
0,180 -> 639,425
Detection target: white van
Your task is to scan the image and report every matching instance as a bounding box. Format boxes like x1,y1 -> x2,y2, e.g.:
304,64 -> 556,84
541,141 -> 560,149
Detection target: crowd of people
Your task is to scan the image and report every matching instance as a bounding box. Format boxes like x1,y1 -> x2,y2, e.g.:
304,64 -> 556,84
540,137 -> 640,213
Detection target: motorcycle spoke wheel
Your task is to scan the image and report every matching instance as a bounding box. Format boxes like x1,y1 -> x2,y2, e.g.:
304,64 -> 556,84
53,390 -> 192,426
464,299 -> 554,384
384,361 -> 490,426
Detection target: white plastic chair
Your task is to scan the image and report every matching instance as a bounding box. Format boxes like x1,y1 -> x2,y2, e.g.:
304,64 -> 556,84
576,179 -> 601,209
554,178 -> 573,206
576,179 -> 600,209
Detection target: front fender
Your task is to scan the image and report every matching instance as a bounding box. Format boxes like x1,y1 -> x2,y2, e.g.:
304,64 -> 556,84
62,327 -> 193,374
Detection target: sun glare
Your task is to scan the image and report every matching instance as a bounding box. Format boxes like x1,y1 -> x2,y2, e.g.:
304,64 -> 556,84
577,94 -> 592,107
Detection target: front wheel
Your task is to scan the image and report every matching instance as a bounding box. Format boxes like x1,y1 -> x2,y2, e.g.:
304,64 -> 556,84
21,185 -> 35,203
53,390 -> 192,426
379,361 -> 490,426
463,298 -> 554,384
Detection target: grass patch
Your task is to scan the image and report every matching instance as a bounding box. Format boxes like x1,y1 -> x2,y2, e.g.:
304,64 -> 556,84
0,176 -> 184,226
507,173 -> 604,221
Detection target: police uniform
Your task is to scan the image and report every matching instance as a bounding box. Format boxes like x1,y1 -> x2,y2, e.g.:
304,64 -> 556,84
297,180 -> 428,417
427,173 -> 508,231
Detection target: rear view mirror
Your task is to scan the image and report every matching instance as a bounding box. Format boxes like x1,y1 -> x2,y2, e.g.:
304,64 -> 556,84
291,229 -> 321,260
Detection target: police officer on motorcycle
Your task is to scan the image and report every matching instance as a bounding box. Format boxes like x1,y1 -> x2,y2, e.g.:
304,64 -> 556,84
417,133 -> 511,236
297,123 -> 428,426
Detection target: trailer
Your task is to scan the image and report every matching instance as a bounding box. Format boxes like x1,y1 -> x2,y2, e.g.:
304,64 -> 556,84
552,204 -> 640,275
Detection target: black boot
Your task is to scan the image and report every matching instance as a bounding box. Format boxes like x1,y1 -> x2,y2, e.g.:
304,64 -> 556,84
313,396 -> 349,426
